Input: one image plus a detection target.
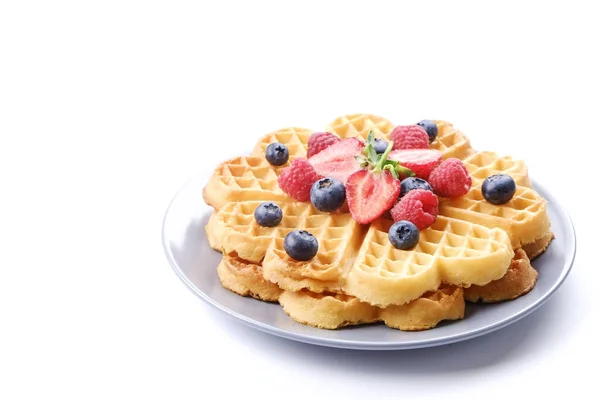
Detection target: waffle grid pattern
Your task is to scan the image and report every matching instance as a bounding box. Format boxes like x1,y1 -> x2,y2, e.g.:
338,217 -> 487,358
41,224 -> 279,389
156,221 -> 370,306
251,127 -> 313,161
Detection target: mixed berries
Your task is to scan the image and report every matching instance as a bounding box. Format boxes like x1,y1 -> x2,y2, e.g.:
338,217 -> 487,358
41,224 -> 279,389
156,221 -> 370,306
390,125 -> 430,150
391,189 -> 438,231
416,119 -> 438,143
307,132 -> 340,158
277,158 -> 321,202
259,118 -> 514,259
400,177 -> 433,198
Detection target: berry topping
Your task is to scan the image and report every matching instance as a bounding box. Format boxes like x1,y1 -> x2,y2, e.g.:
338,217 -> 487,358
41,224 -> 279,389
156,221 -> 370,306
416,120 -> 438,143
388,220 -> 420,250
308,137 -> 364,184
390,125 -> 429,150
346,132 -> 406,224
482,174 -> 517,205
388,149 -> 443,180
390,189 -> 438,230
307,132 -> 341,158
400,177 -> 433,198
265,142 -> 289,166
278,158 -> 322,202
254,202 -> 283,227
310,178 -> 346,212
428,158 -> 472,198
284,230 -> 319,261
373,138 -> 388,154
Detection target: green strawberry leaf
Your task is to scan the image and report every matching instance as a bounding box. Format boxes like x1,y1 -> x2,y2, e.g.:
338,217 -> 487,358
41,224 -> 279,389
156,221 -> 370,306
360,130 -> 416,179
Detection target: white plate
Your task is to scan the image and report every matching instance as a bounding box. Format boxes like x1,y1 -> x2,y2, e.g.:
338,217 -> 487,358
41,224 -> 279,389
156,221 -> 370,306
162,173 -> 576,350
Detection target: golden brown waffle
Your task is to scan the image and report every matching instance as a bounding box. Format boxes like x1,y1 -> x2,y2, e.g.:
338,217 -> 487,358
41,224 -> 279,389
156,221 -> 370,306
429,120 -> 475,160
330,216 -> 513,307
211,200 -> 364,266
250,127 -> 313,161
464,249 -> 537,303
209,200 -> 514,307
202,113 -> 554,330
203,156 -> 289,210
216,254 -> 465,331
323,113 -> 395,140
280,285 -> 465,331
438,151 -> 550,249
217,256 -> 282,302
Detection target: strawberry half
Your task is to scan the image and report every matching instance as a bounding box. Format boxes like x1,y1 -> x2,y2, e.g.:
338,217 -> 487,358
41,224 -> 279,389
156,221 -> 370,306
388,149 -> 443,180
346,169 -> 400,224
308,137 -> 364,184
345,131 -> 408,224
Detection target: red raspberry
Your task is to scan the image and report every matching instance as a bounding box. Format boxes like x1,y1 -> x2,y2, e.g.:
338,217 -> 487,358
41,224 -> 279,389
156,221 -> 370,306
307,132 -> 341,158
277,158 -> 322,201
428,158 -> 472,198
390,189 -> 439,230
390,125 -> 429,150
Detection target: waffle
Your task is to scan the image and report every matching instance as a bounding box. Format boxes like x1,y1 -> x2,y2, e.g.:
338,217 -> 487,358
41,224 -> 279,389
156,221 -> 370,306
217,256 -> 282,302
209,200 -> 514,307
463,248 -> 538,303
438,151 -> 551,250
201,113 -> 553,329
250,127 -> 313,161
216,254 -> 465,330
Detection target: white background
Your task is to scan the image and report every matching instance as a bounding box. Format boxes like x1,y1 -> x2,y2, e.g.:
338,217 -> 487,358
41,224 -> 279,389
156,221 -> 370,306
1,1 -> 598,399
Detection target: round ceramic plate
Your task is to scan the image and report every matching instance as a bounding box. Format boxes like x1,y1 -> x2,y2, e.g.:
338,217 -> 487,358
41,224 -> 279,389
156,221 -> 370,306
162,174 -> 576,350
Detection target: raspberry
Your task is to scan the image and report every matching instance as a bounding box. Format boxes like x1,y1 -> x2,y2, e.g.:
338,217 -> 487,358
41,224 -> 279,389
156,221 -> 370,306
390,125 -> 429,150
428,158 -> 472,198
307,132 -> 340,158
391,189 -> 439,230
277,158 -> 322,201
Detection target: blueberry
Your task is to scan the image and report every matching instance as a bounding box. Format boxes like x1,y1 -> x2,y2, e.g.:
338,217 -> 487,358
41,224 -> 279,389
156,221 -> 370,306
400,177 -> 433,198
388,220 -> 420,250
373,138 -> 389,154
254,202 -> 283,227
482,174 -> 516,205
416,120 -> 438,143
284,230 -> 319,261
265,142 -> 289,166
310,178 -> 346,212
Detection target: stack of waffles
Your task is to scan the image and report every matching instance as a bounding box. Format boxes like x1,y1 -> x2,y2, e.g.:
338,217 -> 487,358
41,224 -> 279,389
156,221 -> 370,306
202,114 -> 553,331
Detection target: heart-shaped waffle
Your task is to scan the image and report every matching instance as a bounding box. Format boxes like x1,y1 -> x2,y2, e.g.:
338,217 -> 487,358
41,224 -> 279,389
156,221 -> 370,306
202,113 -> 553,329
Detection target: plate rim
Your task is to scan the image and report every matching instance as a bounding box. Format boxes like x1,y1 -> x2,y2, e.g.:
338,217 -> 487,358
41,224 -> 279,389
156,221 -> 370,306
161,175 -> 577,350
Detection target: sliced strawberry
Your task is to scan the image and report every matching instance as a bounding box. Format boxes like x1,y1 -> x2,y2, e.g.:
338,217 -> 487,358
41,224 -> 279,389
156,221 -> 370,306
346,169 -> 400,224
388,149 -> 443,180
308,137 -> 364,184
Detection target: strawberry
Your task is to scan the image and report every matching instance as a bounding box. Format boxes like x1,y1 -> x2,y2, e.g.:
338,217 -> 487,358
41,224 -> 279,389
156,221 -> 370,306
388,149 -> 443,180
390,125 -> 429,150
308,137 -> 364,184
278,158 -> 322,202
346,170 -> 400,224
345,132 -> 407,224
307,132 -> 340,158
